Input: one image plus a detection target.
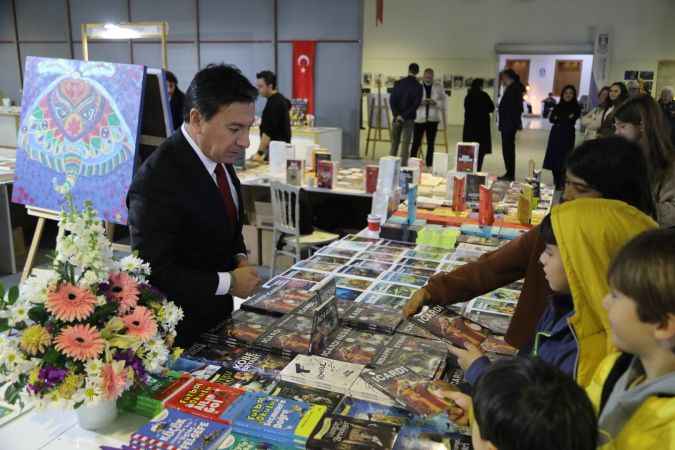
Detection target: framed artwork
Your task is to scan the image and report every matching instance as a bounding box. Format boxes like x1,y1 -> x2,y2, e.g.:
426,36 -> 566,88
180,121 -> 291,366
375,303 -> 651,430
12,57 -> 145,224
452,76 -> 464,89
639,71 -> 654,81
624,70 -> 638,81
442,74 -> 453,90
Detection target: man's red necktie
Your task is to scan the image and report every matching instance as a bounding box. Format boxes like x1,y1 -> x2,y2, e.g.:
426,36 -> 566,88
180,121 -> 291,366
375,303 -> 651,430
214,163 -> 238,225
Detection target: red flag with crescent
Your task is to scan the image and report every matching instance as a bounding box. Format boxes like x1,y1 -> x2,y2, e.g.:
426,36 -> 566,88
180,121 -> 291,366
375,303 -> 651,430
292,41 -> 316,114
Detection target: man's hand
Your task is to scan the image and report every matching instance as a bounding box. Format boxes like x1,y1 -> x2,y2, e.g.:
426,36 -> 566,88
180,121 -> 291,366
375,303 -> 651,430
229,266 -> 261,298
446,392 -> 472,426
447,342 -> 485,371
402,287 -> 431,318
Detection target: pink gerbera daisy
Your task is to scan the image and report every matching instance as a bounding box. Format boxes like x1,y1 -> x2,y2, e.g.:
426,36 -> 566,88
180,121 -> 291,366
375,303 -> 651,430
54,324 -> 105,361
122,306 -> 157,341
107,272 -> 139,314
101,360 -> 128,400
46,283 -> 97,322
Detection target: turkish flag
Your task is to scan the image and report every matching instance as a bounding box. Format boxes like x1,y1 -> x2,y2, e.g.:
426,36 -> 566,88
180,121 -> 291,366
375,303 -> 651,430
292,41 -> 316,114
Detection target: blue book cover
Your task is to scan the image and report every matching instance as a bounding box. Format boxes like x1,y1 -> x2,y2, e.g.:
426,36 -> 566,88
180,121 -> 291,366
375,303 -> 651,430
130,408 -> 231,450
335,397 -> 412,427
221,392 -> 327,447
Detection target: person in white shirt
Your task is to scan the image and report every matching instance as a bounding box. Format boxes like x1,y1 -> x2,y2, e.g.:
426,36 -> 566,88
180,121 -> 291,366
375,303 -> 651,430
411,68 -> 447,167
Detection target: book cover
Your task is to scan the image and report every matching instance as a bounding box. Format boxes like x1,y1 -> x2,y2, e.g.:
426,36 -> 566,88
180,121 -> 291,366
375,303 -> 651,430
336,287 -> 363,302
255,313 -> 314,357
321,327 -> 393,366
311,296 -> 341,355
371,346 -> 446,381
464,173 -> 487,203
369,282 -> 416,299
466,297 -> 516,317
318,246 -> 361,259
457,234 -> 503,247
369,245 -> 406,256
356,292 -> 407,311
165,379 -> 244,424
347,259 -> 393,274
307,415 -> 400,450
337,265 -> 381,280
404,248 -> 447,262
119,371 -> 193,417
388,264 -> 436,279
355,251 -> 399,264
272,381 -> 344,413
242,288 -> 318,317
279,354 -> 364,395
410,305 -> 488,348
202,311 -> 278,347
221,392 -> 327,448
311,275 -> 338,304
286,159 -> 305,186
397,258 -> 440,271
455,142 -> 479,173
317,160 -> 335,189
296,259 -> 341,273
342,303 -> 403,334
209,367 -> 278,394
313,150 -> 332,172
130,408 -> 231,450
395,321 -> 443,341
336,276 -> 373,291
262,276 -> 317,291
365,165 -> 379,194
348,376 -> 399,407
279,268 -> 331,284
361,365 -> 462,417
455,243 -> 492,254
380,272 -> 428,288
336,299 -> 353,318
169,358 -> 222,380
182,342 -> 291,379
482,288 -> 520,302
464,309 -> 511,335
310,254 -> 351,266
335,397 -> 411,427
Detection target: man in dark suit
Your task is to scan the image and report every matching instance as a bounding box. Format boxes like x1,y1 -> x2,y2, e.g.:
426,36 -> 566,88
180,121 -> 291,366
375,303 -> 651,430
128,64 -> 262,346
166,71 -> 185,131
389,63 -> 423,167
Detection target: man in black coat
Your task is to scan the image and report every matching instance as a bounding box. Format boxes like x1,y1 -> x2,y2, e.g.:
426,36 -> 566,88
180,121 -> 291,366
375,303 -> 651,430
390,63 -> 423,166
498,69 -> 525,181
166,71 -> 185,131
128,64 -> 262,346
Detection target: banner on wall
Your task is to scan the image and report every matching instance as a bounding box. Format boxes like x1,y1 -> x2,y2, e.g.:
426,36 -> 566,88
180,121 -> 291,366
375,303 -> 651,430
590,28 -> 611,107
292,41 -> 316,114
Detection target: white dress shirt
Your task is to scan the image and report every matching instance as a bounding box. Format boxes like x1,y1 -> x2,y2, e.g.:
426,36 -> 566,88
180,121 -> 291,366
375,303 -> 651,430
181,123 -> 245,296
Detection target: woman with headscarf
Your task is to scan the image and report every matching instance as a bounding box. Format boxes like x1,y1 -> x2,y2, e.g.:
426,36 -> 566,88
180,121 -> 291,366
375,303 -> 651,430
543,85 -> 581,189
463,78 -> 495,171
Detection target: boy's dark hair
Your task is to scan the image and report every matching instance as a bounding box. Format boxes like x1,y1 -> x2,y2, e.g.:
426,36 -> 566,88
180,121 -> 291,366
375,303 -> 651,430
473,357 -> 598,450
408,63 -> 420,75
256,70 -> 277,90
566,137 -> 656,218
165,70 -> 178,85
608,228 -> 675,327
184,64 -> 258,122
539,214 -> 556,246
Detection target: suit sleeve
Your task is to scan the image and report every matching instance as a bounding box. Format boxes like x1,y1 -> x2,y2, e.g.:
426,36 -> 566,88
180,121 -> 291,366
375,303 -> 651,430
425,227 -> 539,304
401,84 -> 423,120
128,169 -> 220,300
390,86 -> 401,117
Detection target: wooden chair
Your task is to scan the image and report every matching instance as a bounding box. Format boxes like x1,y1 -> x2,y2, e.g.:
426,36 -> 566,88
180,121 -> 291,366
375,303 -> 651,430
269,181 -> 339,276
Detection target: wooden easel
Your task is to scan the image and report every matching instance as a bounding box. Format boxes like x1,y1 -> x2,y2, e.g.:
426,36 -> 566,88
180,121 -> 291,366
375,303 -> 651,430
364,80 -> 392,160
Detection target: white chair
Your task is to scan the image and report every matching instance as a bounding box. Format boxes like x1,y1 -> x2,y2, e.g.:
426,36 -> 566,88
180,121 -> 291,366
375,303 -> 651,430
270,181 -> 339,276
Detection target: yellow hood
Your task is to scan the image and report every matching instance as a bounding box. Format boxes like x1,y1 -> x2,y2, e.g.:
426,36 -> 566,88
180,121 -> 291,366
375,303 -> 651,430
551,198 -> 657,387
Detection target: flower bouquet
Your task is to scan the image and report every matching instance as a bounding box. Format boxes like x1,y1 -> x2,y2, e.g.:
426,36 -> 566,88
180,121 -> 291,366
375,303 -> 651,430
0,202 -> 183,413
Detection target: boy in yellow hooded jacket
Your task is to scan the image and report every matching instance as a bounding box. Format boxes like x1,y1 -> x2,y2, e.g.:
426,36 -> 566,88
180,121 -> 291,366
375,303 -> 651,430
586,228 -> 675,449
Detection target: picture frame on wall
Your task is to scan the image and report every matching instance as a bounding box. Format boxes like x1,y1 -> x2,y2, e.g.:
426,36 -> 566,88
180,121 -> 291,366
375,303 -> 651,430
624,70 -> 638,81
453,76 -> 464,89
363,73 -> 372,86
639,71 -> 654,81
442,74 -> 453,90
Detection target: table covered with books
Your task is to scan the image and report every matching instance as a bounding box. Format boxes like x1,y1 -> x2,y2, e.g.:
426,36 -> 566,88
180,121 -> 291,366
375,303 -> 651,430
0,231 -> 523,450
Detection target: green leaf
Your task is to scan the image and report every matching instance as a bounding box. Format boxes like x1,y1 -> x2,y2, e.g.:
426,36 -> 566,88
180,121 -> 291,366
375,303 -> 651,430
0,319 -> 9,333
8,286 -> 19,305
0,283 -> 5,302
28,305 -> 49,324
43,347 -> 61,365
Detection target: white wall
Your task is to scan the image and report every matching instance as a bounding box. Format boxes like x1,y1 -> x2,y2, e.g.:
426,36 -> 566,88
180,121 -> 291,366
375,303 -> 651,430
363,0 -> 675,125
498,54 -> 594,115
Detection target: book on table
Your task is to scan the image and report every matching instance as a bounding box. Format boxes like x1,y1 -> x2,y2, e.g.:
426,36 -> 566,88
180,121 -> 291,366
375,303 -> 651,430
164,378 -> 244,424
306,415 -> 401,450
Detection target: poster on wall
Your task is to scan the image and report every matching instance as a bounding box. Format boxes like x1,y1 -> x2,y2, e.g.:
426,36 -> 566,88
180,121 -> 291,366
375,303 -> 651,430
590,29 -> 611,107
624,70 -> 638,81
639,71 -> 654,81
12,57 -> 145,224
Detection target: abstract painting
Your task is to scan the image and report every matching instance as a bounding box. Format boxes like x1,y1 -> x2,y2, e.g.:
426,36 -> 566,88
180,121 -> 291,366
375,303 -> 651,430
12,57 -> 145,224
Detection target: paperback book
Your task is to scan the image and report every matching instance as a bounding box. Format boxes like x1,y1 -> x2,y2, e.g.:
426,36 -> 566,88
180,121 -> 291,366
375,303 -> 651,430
335,397 -> 412,427
336,276 -> 373,291
130,408 -> 232,450
182,342 -> 291,379
321,327 -> 393,366
410,305 -> 488,348
170,358 -> 222,380
356,292 -> 408,311
296,259 -> 343,273
242,288 -> 318,317
368,245 -> 406,256
464,310 -> 510,335
388,264 -> 436,279
369,282 -> 416,299
348,376 -> 399,407
403,249 -> 446,262
220,391 -> 327,449
336,287 -> 363,302
380,272 -> 428,288
341,303 -> 403,334
286,159 -> 305,186
307,415 -> 400,450
255,314 -> 314,357
395,320 -> 444,341
165,379 -> 244,424
209,367 -> 278,394
279,268 -> 332,284
203,311 -> 278,347
317,160 -> 336,189
279,354 -> 364,394
361,365 -> 462,417
347,259 -> 393,274
338,265 -> 382,280
262,276 -> 316,291
397,258 -> 440,271
119,371 -> 193,418
466,297 -> 516,317
318,247 -> 361,259
355,251 -> 399,264
271,381 -> 345,413
481,288 -> 520,302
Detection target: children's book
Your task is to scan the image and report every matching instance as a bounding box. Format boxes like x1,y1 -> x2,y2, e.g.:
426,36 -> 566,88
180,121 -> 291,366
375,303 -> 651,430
165,379 -> 244,424
361,365 -> 462,417
307,415 -> 400,449
221,391 -> 327,449
130,408 -> 231,450
271,381 -> 344,413
341,303 -> 403,334
279,354 -> 364,394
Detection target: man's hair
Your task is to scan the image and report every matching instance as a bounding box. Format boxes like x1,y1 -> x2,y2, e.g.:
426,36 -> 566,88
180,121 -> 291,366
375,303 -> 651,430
256,70 -> 277,90
565,137 -> 656,218
473,358 -> 598,450
424,68 -> 434,75
165,70 -> 177,85
184,64 -> 258,122
608,228 -> 675,328
408,63 -> 420,75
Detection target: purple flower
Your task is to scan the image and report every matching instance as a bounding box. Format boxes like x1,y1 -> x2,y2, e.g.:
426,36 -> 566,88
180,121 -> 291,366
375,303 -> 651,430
29,366 -> 68,394
113,350 -> 147,384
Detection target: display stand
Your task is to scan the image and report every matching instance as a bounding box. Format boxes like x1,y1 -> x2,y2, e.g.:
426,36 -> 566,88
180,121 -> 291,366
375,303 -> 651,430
364,80 -> 392,160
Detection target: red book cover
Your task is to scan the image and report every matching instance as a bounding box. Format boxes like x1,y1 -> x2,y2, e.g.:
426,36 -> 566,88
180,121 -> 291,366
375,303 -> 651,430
165,378 -> 244,424
479,185 -> 495,226
452,176 -> 466,212
365,165 -> 379,193
317,160 -> 334,189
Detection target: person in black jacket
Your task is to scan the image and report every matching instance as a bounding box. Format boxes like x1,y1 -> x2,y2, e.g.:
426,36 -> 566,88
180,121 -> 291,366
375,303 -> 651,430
463,78 -> 495,171
128,64 -> 262,346
389,63 -> 423,166
254,70 -> 292,161
166,71 -> 185,131
543,85 -> 581,190
498,69 -> 525,181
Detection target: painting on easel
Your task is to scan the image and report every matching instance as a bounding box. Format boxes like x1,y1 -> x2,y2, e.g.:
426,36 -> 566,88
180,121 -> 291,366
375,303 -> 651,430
12,56 -> 145,224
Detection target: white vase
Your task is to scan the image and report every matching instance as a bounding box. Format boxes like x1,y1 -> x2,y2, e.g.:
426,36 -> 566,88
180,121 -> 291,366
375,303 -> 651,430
75,399 -> 118,431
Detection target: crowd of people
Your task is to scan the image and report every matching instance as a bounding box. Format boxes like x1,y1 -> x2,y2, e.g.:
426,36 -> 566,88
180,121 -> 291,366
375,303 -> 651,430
402,79 -> 675,448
